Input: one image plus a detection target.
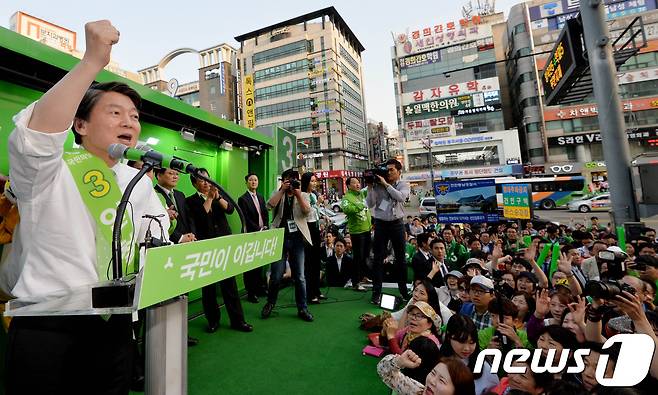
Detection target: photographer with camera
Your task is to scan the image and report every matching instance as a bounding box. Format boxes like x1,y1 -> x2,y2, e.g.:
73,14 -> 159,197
261,169 -> 314,322
365,159 -> 411,305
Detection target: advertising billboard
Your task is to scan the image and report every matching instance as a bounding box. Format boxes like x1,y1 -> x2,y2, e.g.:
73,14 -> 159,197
394,15 -> 491,56
434,179 -> 499,223
401,77 -> 499,105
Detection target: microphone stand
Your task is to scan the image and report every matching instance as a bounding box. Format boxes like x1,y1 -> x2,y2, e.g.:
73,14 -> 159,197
92,160 -> 156,308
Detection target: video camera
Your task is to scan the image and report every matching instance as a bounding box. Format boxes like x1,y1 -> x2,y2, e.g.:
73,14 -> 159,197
584,249 -> 635,299
363,165 -> 388,184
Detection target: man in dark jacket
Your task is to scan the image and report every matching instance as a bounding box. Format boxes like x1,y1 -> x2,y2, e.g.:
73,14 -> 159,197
325,239 -> 354,287
186,168 -> 252,333
237,173 -> 269,303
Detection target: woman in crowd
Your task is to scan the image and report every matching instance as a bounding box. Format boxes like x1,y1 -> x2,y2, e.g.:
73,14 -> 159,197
439,315 -> 499,395
437,271 -> 463,311
511,292 -> 536,328
301,172 -> 323,304
378,353 -> 476,395
384,301 -> 441,355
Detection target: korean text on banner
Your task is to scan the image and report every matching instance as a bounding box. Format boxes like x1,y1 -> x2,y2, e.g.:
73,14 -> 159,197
243,74 -> 255,129
502,184 -> 532,219
138,229 -> 284,309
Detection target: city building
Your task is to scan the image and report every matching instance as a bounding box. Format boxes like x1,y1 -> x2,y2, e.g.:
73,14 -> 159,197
392,11 -> 523,192
503,0 -> 658,188
234,7 -> 369,194
138,44 -> 239,121
9,11 -> 141,82
367,120 -> 388,165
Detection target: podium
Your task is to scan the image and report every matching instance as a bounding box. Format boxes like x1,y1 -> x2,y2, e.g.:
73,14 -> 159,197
5,229 -> 284,395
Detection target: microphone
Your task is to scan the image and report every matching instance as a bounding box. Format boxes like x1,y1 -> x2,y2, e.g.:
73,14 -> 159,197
108,143 -> 198,174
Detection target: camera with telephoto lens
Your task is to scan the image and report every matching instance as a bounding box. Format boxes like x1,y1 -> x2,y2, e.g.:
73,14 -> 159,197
285,170 -> 301,189
363,166 -> 388,184
584,249 -> 635,299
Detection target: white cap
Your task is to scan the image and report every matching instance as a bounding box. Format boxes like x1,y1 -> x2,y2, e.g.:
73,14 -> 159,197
470,275 -> 494,291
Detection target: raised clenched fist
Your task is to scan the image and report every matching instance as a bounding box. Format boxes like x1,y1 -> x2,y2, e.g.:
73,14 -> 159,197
82,20 -> 119,69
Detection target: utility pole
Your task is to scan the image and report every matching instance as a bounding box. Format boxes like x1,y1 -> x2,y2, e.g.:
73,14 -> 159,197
424,135 -> 436,190
580,0 -> 638,224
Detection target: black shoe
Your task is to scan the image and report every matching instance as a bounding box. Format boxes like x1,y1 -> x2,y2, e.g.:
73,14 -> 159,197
247,294 -> 259,303
187,336 -> 199,346
206,323 -> 219,333
318,294 -> 328,300
261,303 -> 274,319
298,309 -> 314,322
309,297 -> 320,304
371,294 -> 382,305
131,375 -> 145,392
230,322 -> 254,332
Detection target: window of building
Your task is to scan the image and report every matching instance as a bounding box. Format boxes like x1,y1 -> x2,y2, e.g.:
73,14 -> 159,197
297,137 -> 321,151
408,145 -> 500,171
342,99 -> 364,120
342,82 -> 362,104
341,64 -> 361,88
259,117 -> 314,133
255,98 -> 309,119
254,59 -> 308,83
528,148 -> 544,158
328,155 -> 334,170
525,122 -> 541,133
513,23 -> 526,35
252,40 -> 310,65
255,78 -> 309,101
340,44 -> 360,72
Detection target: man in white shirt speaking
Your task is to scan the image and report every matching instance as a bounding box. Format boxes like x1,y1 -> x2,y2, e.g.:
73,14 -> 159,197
1,20 -> 168,394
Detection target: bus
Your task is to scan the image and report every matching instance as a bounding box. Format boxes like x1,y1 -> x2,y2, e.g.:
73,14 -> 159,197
494,176 -> 587,210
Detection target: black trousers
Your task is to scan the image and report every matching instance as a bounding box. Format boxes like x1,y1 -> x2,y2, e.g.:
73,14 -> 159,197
304,221 -> 322,299
243,265 -> 266,297
6,314 -> 133,395
372,218 -> 408,298
351,231 -> 372,284
202,276 -> 245,327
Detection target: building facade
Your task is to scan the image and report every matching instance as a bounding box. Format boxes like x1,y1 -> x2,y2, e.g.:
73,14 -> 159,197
393,12 -> 523,191
138,44 -> 239,121
504,0 -> 658,188
234,7 -> 369,176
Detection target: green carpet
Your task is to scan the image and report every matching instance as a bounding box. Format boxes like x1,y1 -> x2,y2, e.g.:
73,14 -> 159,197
125,286 -> 392,394
183,287 -> 389,395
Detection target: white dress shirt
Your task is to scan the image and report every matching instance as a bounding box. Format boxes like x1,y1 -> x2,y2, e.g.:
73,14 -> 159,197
1,102 -> 169,298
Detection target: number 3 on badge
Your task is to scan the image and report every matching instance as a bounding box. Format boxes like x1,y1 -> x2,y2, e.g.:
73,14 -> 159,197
83,170 -> 111,198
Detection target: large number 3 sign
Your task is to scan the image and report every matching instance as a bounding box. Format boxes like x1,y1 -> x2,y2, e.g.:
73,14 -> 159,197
281,135 -> 293,171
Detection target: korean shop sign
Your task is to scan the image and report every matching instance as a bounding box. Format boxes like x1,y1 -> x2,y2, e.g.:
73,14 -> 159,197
138,229 -> 284,309
503,184 -> 532,220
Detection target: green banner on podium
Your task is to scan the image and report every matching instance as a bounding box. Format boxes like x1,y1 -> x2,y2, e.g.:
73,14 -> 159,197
138,229 -> 284,309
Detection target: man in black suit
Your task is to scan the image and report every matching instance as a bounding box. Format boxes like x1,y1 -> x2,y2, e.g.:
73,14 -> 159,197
186,168 -> 252,333
154,168 -> 197,244
237,173 -> 269,303
411,232 -> 434,282
326,238 -> 354,287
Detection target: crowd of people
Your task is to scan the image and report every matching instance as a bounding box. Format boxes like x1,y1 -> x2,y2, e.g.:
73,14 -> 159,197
369,213 -> 658,394
2,19 -> 658,395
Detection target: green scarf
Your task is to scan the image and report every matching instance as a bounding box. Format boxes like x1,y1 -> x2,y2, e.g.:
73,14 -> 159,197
64,150 -> 135,280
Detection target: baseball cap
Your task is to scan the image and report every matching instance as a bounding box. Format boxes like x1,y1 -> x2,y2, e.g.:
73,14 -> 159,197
517,271 -> 538,284
446,270 -> 464,280
407,301 -> 441,328
469,275 -> 494,291
462,258 -> 485,271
